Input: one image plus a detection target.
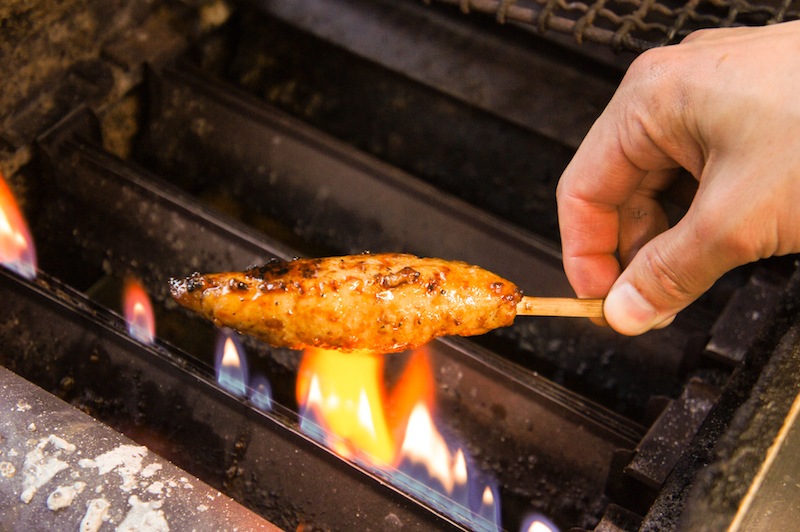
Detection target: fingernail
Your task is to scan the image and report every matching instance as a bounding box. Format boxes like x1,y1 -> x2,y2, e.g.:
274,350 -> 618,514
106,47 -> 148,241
605,282 -> 660,335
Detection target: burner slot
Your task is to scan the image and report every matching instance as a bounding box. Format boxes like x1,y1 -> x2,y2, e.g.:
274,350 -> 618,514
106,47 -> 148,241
140,65 -> 569,297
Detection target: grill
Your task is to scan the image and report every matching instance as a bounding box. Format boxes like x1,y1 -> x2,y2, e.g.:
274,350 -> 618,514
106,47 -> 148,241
1,1 -> 799,531
431,0 -> 800,51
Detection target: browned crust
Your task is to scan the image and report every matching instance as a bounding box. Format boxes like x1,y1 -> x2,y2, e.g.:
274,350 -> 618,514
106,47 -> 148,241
170,253 -> 522,353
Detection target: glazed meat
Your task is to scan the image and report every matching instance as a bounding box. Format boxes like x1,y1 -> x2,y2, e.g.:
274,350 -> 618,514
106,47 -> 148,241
169,253 -> 523,353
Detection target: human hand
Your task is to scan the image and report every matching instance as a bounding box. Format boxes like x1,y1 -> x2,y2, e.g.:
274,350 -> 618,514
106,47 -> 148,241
556,21 -> 800,335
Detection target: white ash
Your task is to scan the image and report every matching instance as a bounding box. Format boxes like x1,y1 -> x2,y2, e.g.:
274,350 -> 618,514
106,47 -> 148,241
117,494 -> 169,532
20,435 -> 76,503
80,497 -> 110,532
79,444 -> 147,492
46,481 -> 86,510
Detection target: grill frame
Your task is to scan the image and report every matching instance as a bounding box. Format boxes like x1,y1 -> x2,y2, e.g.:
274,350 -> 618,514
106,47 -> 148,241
1,0 -> 799,529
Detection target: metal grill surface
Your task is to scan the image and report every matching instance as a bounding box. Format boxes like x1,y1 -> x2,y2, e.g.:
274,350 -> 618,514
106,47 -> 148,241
429,0 -> 800,51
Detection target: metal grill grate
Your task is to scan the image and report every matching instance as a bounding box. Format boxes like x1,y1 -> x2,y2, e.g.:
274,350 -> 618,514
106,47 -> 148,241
429,0 -> 800,52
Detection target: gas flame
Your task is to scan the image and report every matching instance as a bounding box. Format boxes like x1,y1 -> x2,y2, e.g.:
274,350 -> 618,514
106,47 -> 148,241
296,346 -> 501,531
122,277 -> 156,344
297,347 -> 395,465
249,375 -> 273,412
400,402 -> 464,493
212,330 -> 274,411
0,172 -> 37,279
521,514 -> 559,532
215,328 -> 248,397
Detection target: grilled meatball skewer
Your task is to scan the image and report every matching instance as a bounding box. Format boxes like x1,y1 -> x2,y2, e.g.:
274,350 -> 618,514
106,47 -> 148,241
169,253 -> 523,353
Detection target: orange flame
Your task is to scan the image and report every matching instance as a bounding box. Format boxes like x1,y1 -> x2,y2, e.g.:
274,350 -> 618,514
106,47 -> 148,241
0,172 -> 36,279
297,345 -> 503,530
385,347 -> 435,440
297,347 -> 396,465
296,346 -> 463,483
122,277 -> 155,344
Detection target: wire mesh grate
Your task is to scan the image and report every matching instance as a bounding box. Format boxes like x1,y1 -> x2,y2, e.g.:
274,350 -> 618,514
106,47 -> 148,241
427,0 -> 799,52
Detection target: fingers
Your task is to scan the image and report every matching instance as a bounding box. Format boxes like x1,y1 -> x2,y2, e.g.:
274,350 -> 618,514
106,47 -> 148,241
558,38 -> 718,332
617,169 -> 677,268
558,21 -> 800,336
603,207 -> 741,335
556,54 -> 687,299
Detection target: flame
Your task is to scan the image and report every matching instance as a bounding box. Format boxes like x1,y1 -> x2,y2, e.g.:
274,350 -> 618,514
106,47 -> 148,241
122,277 -> 156,344
385,348 -> 435,439
399,402 -> 464,493
296,345 -> 502,530
215,329 -> 248,397
0,172 -> 36,279
521,514 -> 560,532
249,375 -> 273,412
297,347 -> 395,465
527,522 -> 556,532
212,330 -> 273,410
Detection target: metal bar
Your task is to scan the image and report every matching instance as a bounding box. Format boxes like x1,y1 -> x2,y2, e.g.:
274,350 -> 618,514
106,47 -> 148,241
143,65 -> 570,297
428,0 -> 800,51
252,0 -> 621,148
0,365 -> 280,532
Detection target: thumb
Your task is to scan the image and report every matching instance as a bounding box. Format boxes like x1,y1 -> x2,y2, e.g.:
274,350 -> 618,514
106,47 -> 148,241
603,219 -> 736,335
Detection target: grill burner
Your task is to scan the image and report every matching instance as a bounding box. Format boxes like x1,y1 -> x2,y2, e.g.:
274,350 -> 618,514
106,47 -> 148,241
13,105 -> 642,529
2,1 -> 800,530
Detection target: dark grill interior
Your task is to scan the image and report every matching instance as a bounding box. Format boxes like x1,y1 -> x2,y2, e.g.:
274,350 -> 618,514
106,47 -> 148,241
1,1 -> 799,531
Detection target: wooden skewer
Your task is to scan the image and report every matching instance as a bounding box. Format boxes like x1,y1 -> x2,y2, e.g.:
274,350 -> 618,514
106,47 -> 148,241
516,296 -> 605,318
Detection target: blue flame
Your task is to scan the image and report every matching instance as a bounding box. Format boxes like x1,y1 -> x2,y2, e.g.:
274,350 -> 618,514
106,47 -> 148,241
1,253 -> 36,280
215,328 -> 248,397
249,375 -> 273,411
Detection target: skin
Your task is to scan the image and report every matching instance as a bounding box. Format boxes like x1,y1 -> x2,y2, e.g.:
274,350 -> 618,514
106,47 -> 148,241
556,21 -> 800,335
